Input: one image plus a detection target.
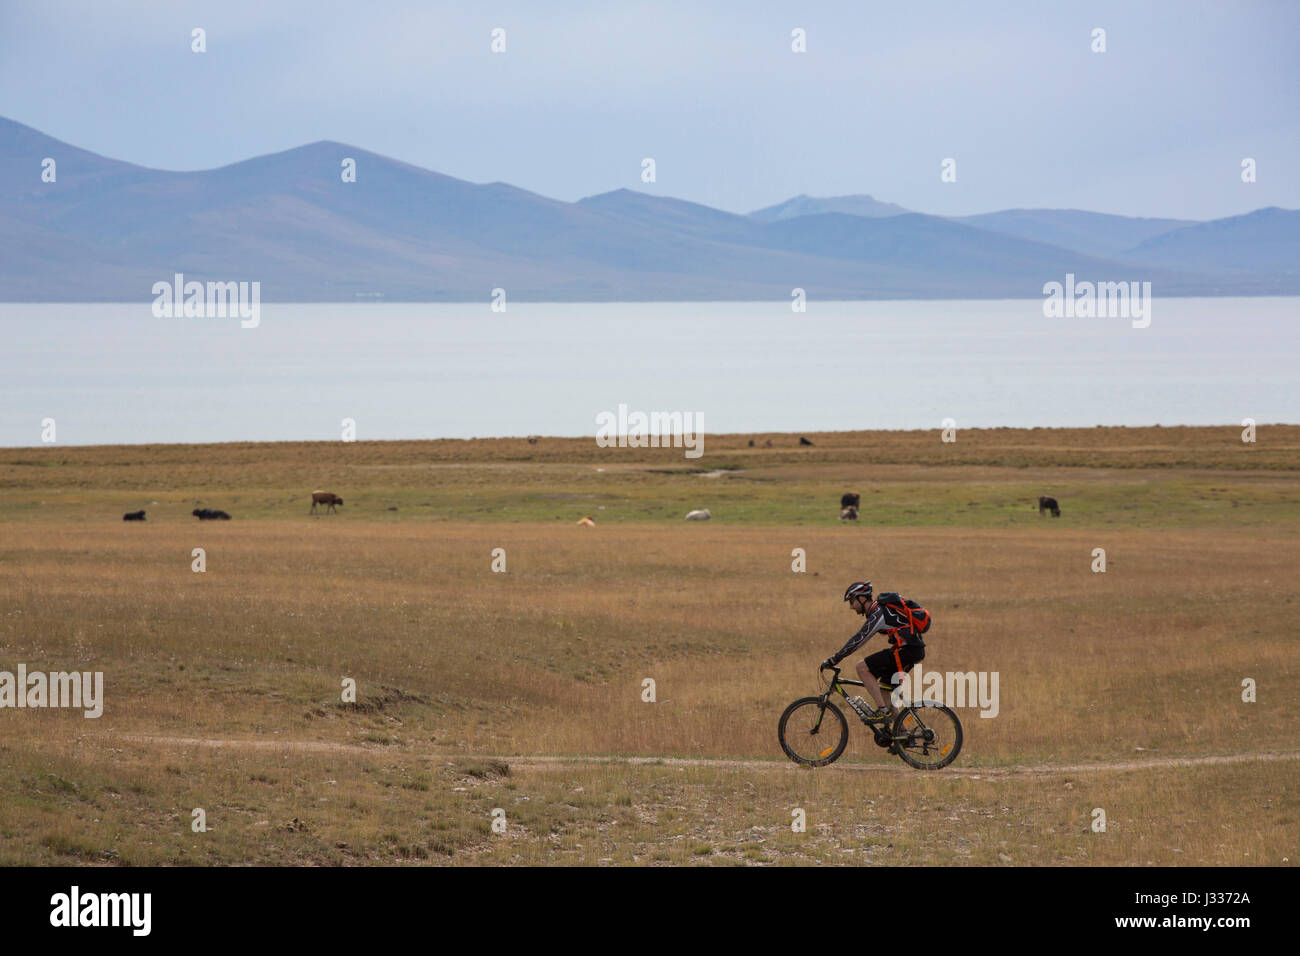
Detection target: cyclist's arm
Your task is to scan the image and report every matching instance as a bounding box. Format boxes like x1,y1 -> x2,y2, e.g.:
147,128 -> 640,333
826,607 -> 886,666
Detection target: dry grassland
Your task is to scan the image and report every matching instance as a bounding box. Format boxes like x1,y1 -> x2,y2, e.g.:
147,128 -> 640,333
0,427 -> 1295,865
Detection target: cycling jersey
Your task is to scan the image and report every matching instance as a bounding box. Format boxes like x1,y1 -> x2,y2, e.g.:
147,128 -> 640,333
827,599 -> 925,666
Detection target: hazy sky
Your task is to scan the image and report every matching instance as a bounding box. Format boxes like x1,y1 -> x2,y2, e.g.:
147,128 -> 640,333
2,1 -> 1296,220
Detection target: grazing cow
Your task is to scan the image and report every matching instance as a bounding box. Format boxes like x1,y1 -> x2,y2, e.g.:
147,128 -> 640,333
311,491 -> 343,514
1038,495 -> 1061,518
192,508 -> 232,520
576,515 -> 596,527
763,439 -> 773,448
527,437 -> 538,444
841,492 -> 860,509
684,509 -> 712,521
748,439 -> 755,447
799,436 -> 814,446
839,506 -> 859,521
122,510 -> 146,521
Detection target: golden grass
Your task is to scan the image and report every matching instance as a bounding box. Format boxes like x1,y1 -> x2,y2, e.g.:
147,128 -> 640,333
2,521 -> 1294,757
1,740 -> 1292,867
0,427 -> 1296,865
6,427 -> 1297,530
5,424 -> 1299,479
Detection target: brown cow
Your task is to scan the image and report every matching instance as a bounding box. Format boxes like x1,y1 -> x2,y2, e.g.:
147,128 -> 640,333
311,491 -> 343,514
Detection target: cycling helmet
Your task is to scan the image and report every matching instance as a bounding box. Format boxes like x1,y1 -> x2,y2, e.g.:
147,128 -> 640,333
843,581 -> 873,603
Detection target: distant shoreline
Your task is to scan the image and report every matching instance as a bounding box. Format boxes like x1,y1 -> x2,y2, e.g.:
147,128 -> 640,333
4,424 -> 1296,454
4,293 -> 1300,305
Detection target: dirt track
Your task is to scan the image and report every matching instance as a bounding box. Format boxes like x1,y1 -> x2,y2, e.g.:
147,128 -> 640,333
95,733 -> 1300,777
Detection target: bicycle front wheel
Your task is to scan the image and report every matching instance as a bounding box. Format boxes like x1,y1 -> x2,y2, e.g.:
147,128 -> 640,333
778,697 -> 849,767
891,701 -> 963,770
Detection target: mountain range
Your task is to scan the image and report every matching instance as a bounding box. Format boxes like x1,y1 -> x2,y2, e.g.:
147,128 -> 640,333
2,116 -> 1296,301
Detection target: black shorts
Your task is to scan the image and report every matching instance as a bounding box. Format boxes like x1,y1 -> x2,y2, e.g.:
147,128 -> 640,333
863,643 -> 924,688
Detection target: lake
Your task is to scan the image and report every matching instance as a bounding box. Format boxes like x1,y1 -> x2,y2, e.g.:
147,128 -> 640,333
2,298 -> 1296,446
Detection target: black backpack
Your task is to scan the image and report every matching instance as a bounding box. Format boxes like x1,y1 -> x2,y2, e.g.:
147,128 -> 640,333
876,592 -> 931,643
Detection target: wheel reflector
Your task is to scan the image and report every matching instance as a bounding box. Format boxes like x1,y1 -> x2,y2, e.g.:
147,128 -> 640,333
819,746 -> 834,757
941,744 -> 951,755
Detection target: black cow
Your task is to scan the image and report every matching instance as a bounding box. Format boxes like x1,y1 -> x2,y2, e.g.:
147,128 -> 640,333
799,436 -> 814,446
193,508 -> 232,520
1038,496 -> 1061,518
310,491 -> 343,514
841,493 -> 860,509
122,510 -> 146,521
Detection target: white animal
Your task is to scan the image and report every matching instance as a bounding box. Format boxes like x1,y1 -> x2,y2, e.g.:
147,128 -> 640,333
684,509 -> 712,521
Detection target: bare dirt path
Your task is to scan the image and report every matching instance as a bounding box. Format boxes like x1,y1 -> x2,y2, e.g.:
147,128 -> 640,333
93,733 -> 1300,777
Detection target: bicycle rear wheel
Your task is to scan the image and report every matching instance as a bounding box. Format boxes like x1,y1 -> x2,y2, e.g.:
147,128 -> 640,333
778,697 -> 849,767
891,701 -> 962,770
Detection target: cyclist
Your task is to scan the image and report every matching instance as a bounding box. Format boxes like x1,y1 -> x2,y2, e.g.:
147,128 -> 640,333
820,581 -> 925,721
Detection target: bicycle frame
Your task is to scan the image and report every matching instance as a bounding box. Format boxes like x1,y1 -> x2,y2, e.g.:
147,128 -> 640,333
818,665 -> 893,726
820,665 -> 936,741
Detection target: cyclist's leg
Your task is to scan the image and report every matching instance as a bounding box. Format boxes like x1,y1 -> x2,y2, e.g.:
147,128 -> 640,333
859,652 -> 895,713
855,659 -> 886,710
884,645 -> 924,713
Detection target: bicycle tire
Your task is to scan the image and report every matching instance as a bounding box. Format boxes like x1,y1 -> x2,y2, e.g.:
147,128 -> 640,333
778,696 -> 849,767
891,701 -> 963,770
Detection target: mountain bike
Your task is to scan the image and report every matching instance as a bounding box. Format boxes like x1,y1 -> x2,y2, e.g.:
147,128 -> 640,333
778,664 -> 963,770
